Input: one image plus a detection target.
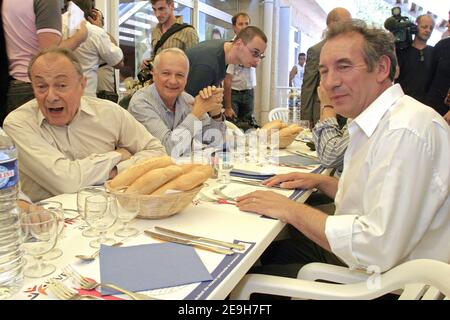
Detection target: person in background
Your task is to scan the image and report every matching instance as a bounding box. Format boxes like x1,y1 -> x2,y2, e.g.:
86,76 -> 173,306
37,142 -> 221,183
237,20 -> 450,277
289,52 -> 306,89
3,47 -> 166,202
441,11 -> 449,39
139,0 -> 199,72
425,36 -> 450,122
185,26 -> 267,100
0,3 -> 32,211
223,12 -> 259,130
211,28 -> 222,40
395,14 -> 435,104
300,7 -> 351,126
70,0 -> 123,97
1,0 -> 87,124
129,48 -> 225,157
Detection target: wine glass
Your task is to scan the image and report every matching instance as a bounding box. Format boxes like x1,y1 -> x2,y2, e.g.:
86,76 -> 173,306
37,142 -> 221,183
113,188 -> 140,237
30,201 -> 64,261
216,151 -> 234,184
84,194 -> 118,248
20,211 -> 58,278
77,186 -> 105,237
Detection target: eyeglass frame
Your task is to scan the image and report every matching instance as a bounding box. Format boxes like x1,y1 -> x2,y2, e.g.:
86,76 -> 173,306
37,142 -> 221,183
244,43 -> 265,60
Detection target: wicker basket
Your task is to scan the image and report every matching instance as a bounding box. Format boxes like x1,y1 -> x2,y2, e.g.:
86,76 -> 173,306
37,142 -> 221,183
105,182 -> 202,219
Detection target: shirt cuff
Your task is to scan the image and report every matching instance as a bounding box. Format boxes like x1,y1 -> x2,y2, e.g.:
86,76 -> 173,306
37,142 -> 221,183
108,151 -> 126,174
325,214 -> 360,268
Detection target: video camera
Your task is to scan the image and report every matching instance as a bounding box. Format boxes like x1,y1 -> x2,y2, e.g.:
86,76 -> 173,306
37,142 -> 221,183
384,6 -> 417,51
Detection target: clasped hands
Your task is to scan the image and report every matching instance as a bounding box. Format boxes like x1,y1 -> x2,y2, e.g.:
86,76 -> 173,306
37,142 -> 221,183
192,86 -> 224,119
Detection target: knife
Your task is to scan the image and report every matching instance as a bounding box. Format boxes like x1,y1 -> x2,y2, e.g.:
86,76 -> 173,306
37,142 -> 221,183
144,230 -> 235,255
154,226 -> 245,251
230,178 -> 281,189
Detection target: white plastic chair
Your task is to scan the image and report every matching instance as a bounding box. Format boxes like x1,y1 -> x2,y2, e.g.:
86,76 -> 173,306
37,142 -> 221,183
230,259 -> 450,300
268,107 -> 289,123
224,120 -> 245,136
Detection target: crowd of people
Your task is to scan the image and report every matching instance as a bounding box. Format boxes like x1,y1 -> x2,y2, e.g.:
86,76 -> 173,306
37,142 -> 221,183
1,0 -> 449,295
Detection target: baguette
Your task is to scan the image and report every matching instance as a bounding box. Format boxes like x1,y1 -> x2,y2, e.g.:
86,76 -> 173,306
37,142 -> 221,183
110,156 -> 174,188
126,165 -> 183,194
152,165 -> 212,195
262,120 -> 283,130
179,163 -> 203,174
279,125 -> 303,136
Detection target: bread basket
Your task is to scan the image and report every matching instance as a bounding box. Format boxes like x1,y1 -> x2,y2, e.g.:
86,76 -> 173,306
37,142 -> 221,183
105,181 -> 202,219
267,131 -> 297,149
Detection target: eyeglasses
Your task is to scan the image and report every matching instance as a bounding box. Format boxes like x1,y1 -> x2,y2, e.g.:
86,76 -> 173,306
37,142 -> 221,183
245,45 -> 265,60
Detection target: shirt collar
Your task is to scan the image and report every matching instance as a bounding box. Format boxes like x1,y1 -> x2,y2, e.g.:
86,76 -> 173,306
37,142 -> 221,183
350,83 -> 404,138
38,97 -> 96,127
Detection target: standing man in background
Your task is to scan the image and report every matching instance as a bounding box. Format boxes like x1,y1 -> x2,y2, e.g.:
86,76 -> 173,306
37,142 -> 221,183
396,14 -> 435,104
300,7 -> 351,126
223,12 -> 259,130
289,52 -> 306,89
1,0 -> 87,124
139,0 -> 199,74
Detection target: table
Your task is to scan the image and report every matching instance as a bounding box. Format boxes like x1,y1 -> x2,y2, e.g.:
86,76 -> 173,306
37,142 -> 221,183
13,141 -> 324,300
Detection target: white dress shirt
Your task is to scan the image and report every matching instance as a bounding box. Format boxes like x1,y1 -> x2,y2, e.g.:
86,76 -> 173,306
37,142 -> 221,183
72,22 -> 123,97
325,84 -> 450,272
3,96 -> 166,202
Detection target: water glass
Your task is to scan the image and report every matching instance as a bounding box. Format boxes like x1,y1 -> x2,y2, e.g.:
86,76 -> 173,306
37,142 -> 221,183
20,211 -> 58,278
30,201 -> 64,261
84,194 -> 118,248
215,151 -> 234,184
113,189 -> 140,237
77,186 -> 105,237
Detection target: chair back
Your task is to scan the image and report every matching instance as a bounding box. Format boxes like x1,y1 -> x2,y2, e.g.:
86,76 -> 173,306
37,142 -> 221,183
268,107 -> 289,123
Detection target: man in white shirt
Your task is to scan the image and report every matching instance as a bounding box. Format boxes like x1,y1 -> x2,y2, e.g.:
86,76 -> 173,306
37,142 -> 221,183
3,47 -> 166,202
69,0 -> 123,97
289,52 -> 306,88
223,12 -> 259,130
236,20 -> 450,276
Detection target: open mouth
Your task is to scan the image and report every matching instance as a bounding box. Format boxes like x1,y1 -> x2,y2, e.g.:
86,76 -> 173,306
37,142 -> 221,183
48,107 -> 64,113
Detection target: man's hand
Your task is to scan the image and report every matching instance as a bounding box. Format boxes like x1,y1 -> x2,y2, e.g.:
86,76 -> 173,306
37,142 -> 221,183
224,107 -> 236,120
88,8 -> 103,27
115,147 -> 132,161
192,86 -> 224,119
263,172 -> 325,190
236,190 -> 301,223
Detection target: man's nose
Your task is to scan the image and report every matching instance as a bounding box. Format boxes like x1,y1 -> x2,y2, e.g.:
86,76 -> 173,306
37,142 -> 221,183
46,87 -> 59,101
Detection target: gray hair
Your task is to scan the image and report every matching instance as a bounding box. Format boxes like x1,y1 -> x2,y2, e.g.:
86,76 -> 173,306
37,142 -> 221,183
325,19 -> 398,81
152,47 -> 189,71
28,46 -> 84,79
416,14 -> 435,28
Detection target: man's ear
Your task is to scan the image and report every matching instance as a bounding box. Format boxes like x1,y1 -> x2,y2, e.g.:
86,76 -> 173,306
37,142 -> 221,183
80,76 -> 87,90
376,55 -> 391,83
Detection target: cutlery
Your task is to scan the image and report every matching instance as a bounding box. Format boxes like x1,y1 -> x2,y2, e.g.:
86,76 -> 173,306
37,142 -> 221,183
75,241 -> 124,262
63,265 -> 157,300
154,226 -> 245,251
213,187 -> 235,201
287,150 -> 319,161
144,230 -> 235,255
229,178 -> 280,189
48,279 -> 103,300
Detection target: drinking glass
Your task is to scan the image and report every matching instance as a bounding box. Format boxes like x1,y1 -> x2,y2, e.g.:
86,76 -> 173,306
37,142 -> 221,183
297,120 -> 312,141
77,186 -> 105,237
20,211 -> 58,278
84,194 -> 118,248
30,201 -> 64,261
113,189 -> 140,237
216,151 -> 234,184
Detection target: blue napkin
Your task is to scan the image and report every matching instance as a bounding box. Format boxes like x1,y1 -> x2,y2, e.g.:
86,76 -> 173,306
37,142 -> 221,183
230,169 -> 275,180
275,154 -> 320,167
99,243 -> 213,295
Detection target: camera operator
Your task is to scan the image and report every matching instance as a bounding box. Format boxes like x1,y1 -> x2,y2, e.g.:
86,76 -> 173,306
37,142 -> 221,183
395,14 -> 435,104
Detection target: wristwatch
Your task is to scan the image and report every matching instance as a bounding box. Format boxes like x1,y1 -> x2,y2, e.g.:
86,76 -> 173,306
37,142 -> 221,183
211,112 -> 224,120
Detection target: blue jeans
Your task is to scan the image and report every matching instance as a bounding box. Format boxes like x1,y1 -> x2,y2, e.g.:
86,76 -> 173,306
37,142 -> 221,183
230,89 -> 258,128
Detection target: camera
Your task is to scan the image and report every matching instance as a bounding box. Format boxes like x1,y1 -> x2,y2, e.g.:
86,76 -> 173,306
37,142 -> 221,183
384,7 -> 417,51
137,61 -> 153,84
